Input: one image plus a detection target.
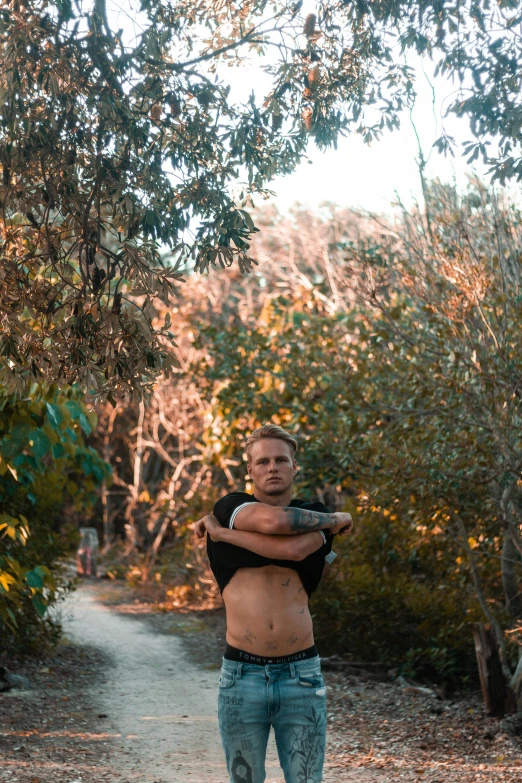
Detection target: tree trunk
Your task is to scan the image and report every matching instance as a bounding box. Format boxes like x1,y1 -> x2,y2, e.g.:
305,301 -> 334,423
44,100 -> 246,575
101,406 -> 119,550
473,623 -> 516,717
455,514 -> 511,680
123,400 -> 144,555
510,651 -> 522,706
502,529 -> 522,620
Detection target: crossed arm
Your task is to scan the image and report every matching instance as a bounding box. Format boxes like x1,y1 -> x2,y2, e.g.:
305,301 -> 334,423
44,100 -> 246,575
193,504 -> 352,561
232,504 -> 351,536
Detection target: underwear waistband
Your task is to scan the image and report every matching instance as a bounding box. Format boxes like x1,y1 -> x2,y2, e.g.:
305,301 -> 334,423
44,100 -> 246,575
224,642 -> 318,666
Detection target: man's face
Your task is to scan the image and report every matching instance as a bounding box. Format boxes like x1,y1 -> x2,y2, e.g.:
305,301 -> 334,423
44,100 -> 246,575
247,438 -> 297,497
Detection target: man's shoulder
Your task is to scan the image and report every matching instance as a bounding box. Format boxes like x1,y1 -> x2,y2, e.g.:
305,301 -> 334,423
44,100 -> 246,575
216,491 -> 256,506
213,492 -> 257,526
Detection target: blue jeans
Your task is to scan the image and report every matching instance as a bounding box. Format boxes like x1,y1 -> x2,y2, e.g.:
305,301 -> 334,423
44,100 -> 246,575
217,655 -> 327,783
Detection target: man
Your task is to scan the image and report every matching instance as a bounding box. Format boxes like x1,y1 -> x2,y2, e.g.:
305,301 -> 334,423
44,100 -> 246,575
193,424 -> 353,783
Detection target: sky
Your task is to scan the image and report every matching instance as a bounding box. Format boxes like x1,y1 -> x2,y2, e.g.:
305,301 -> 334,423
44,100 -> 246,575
224,53 -> 491,216
108,0 -> 506,216
268,68 -> 484,215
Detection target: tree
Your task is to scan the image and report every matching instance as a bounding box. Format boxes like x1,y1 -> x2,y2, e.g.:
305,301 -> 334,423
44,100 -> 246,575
88,190 -> 521,691
194,182 -> 522,702
92,371 -> 218,579
341,179 -> 522,703
89,205 -> 355,574
1,0 -> 522,397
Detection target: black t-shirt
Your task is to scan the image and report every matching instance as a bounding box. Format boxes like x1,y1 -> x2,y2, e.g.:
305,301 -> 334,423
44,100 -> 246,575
206,491 -> 336,598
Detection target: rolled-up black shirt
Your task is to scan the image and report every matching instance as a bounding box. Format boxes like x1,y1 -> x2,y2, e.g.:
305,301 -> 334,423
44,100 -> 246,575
206,491 -> 336,598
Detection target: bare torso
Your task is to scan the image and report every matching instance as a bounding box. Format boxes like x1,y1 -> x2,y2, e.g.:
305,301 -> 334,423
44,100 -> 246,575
222,565 -> 314,656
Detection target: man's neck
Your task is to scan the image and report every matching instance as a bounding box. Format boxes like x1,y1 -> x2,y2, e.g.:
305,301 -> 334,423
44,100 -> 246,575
253,487 -> 293,507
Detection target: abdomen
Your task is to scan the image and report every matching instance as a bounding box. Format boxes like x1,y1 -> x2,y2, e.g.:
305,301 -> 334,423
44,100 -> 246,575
223,565 -> 314,656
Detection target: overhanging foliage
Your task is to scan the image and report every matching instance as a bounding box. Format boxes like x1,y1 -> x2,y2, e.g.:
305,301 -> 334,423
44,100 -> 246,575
1,1 -> 522,396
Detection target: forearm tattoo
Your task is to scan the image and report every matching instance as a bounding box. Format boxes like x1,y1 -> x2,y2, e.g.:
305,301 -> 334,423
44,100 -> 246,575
284,507 -> 337,533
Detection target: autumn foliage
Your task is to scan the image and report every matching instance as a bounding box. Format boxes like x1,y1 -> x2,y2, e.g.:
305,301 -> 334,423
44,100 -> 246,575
85,182 -> 522,694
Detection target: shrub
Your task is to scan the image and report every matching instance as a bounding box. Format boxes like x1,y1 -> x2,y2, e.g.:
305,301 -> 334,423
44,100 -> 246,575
0,384 -> 110,657
312,506 -> 485,690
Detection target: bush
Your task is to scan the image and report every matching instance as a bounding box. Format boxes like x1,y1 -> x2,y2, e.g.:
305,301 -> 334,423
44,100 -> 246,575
311,506 -> 484,690
0,384 -> 110,657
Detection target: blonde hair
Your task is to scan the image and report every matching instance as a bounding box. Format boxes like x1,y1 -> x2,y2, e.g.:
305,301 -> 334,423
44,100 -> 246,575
245,424 -> 298,460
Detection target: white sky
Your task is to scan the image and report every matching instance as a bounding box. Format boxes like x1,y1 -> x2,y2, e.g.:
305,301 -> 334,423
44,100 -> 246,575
224,55 -> 492,216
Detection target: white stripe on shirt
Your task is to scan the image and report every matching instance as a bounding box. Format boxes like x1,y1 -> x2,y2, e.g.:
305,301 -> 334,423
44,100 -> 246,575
229,502 -> 257,529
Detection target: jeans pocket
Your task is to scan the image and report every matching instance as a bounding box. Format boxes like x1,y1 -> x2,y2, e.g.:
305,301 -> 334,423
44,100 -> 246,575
218,670 -> 236,689
297,671 -> 324,688
297,662 -> 322,678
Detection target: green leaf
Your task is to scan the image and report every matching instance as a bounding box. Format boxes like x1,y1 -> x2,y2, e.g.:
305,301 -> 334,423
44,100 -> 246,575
32,593 -> 48,618
6,606 -> 18,628
45,402 -> 64,428
42,423 -> 59,446
237,209 -> 256,231
55,0 -> 74,21
25,569 -> 44,589
63,400 -> 91,435
28,430 -> 52,461
1,419 -> 34,460
52,442 -> 65,458
64,400 -> 82,421
78,412 -> 91,435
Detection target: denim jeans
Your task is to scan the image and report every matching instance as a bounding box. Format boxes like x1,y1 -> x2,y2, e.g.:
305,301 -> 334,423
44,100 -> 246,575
217,655 -> 327,783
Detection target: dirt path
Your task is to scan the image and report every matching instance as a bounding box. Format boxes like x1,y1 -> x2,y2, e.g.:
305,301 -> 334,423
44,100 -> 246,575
2,583 -> 520,783
62,586 -> 226,782
62,585 -> 380,783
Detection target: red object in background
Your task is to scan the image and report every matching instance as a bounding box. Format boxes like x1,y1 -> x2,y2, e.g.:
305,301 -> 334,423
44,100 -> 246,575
76,528 -> 99,577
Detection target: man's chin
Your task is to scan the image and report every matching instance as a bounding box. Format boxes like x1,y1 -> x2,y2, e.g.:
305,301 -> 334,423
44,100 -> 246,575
263,484 -> 290,496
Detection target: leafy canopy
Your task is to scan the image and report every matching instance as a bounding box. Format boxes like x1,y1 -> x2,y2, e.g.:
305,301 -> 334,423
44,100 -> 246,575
1,0 -> 521,397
